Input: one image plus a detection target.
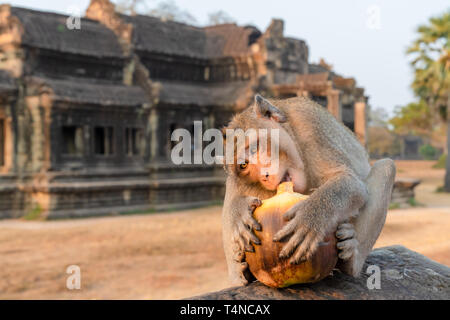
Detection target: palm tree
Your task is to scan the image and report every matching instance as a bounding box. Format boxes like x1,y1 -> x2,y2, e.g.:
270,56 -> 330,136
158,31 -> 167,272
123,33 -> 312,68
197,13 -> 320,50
407,11 -> 450,191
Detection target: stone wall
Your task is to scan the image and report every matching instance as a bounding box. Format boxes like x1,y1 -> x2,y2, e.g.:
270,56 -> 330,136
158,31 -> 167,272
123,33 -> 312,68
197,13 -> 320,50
391,178 -> 421,208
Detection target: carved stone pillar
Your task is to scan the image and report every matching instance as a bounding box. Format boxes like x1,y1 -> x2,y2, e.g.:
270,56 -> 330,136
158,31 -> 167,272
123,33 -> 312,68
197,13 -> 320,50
326,89 -> 341,121
0,105 -> 12,173
354,101 -> 367,146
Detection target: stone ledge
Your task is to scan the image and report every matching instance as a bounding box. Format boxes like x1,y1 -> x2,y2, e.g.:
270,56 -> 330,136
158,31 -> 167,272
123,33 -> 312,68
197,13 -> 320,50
394,178 -> 421,189
190,246 -> 450,300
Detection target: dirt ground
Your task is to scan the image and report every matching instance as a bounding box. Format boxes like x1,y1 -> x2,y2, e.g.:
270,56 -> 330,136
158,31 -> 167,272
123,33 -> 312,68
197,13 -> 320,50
0,160 -> 448,299
394,160 -> 450,207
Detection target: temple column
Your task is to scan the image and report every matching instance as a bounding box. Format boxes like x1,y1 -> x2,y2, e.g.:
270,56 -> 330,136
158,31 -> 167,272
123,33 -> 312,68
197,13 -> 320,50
0,106 -> 13,173
354,101 -> 367,146
326,89 -> 341,121
296,89 -> 309,97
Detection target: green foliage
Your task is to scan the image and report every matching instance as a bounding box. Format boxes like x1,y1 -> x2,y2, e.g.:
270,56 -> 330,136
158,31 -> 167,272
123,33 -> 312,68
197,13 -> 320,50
407,197 -> 419,207
407,11 -> 449,116
389,202 -> 400,210
433,153 -> 447,168
419,144 -> 438,159
406,10 -> 449,190
389,101 -> 433,136
23,204 -> 44,220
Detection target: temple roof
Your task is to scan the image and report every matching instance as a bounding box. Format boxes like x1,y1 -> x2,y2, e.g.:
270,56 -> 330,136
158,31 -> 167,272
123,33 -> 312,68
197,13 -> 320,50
0,70 -> 17,93
121,14 -> 254,59
297,72 -> 329,83
29,77 -> 148,107
157,80 -> 250,107
9,7 -> 124,58
204,24 -> 255,57
308,63 -> 333,76
122,14 -> 214,59
333,76 -> 356,90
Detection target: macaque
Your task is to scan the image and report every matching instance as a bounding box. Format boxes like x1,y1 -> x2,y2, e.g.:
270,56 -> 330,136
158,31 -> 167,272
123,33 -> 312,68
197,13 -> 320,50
222,95 -> 396,285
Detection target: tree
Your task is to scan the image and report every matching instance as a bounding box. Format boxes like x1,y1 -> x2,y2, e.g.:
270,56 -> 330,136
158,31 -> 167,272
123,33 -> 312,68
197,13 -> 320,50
148,0 -> 197,24
369,107 -> 390,128
406,11 -> 450,191
389,101 -> 434,137
115,0 -> 197,25
115,0 -> 149,15
368,126 -> 401,159
369,107 -> 401,158
208,10 -> 236,25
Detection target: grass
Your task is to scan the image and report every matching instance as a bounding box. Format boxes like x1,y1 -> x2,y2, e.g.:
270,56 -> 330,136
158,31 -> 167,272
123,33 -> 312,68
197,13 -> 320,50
433,154 -> 447,169
389,202 -> 400,210
435,186 -> 450,193
407,197 -> 420,207
389,198 -> 421,209
22,204 -> 44,221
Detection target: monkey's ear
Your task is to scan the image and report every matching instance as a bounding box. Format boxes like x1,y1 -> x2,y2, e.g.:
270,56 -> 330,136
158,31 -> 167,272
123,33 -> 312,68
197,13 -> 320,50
253,94 -> 287,123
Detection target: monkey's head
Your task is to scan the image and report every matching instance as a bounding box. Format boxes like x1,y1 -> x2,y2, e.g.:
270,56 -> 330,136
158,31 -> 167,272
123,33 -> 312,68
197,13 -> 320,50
223,95 -> 307,194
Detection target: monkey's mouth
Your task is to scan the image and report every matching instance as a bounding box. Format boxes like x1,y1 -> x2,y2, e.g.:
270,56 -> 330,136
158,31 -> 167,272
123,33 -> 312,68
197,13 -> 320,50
280,171 -> 292,183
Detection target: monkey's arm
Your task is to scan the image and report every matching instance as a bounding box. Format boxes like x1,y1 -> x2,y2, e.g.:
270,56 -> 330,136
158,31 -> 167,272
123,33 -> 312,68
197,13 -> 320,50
273,172 -> 368,264
222,176 -> 261,285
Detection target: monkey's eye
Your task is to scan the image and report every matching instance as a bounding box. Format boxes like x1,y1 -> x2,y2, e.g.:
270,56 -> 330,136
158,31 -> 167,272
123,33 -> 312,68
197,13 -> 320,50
239,161 -> 249,170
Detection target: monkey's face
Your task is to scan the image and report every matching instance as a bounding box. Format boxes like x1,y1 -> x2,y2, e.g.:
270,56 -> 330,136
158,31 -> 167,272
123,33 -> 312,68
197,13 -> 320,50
233,135 -> 307,194
225,95 -> 308,194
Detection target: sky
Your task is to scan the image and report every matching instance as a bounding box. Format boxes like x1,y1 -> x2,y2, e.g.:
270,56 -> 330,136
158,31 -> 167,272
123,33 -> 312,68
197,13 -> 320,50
6,0 -> 449,116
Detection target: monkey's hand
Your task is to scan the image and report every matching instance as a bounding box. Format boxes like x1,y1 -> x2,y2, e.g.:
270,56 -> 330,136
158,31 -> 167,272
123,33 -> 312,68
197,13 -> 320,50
228,196 -> 262,285
272,200 -> 330,264
336,222 -> 359,261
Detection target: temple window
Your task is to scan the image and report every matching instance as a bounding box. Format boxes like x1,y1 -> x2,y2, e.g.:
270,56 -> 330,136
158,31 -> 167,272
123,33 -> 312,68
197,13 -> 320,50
62,126 -> 83,156
94,126 -> 114,155
342,104 -> 355,131
0,119 -> 4,166
169,123 -> 178,151
125,128 -> 142,156
204,67 -> 210,81
311,95 -> 327,108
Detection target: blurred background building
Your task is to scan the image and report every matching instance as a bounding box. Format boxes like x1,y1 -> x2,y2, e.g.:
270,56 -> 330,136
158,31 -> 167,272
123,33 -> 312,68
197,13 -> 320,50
0,0 -> 369,218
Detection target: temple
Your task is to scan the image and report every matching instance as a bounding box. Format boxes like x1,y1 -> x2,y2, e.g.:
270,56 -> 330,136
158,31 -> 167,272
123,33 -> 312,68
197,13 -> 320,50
0,0 -> 369,218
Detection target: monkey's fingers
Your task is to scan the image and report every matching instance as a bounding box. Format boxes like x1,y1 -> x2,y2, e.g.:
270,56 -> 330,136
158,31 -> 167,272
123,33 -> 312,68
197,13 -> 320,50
337,238 -> 358,260
289,231 -> 319,264
282,204 -> 303,221
248,198 -> 262,212
279,227 -> 306,259
336,224 -> 355,240
233,230 -> 253,253
232,245 -> 245,263
272,218 -> 297,242
243,212 -> 261,232
238,224 -> 261,250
